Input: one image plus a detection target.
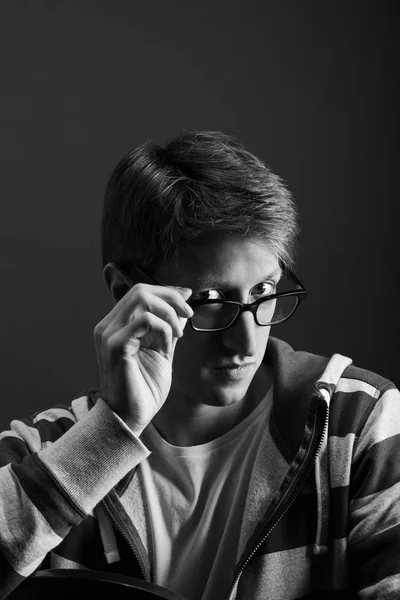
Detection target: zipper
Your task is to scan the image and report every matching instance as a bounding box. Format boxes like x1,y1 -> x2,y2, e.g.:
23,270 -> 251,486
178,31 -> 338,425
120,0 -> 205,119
224,395 -> 329,600
101,493 -> 151,581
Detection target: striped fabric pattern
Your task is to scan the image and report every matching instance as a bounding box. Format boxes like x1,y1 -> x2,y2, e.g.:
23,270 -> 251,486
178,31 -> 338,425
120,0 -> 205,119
0,396 -> 150,600
236,368 -> 400,600
0,338 -> 399,600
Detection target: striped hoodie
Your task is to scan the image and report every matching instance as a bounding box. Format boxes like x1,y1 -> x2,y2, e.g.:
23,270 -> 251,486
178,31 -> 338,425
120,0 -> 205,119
0,337 -> 399,599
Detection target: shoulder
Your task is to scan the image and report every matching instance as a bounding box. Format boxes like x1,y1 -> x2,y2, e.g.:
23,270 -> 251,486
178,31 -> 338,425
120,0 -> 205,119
0,390 -> 96,455
329,363 -> 399,441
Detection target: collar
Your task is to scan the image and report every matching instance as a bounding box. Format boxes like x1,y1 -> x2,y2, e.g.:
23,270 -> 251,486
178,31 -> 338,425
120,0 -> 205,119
265,337 -> 352,460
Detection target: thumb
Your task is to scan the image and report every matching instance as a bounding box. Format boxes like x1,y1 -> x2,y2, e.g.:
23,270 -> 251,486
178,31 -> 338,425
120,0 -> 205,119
171,288 -> 193,359
173,286 -> 193,301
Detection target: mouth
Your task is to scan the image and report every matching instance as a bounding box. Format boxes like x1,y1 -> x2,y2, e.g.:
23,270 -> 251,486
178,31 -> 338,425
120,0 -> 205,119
213,360 -> 256,369
212,363 -> 255,380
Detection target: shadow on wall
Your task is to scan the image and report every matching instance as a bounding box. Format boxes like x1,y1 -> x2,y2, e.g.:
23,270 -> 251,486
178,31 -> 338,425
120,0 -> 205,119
0,233 -> 108,429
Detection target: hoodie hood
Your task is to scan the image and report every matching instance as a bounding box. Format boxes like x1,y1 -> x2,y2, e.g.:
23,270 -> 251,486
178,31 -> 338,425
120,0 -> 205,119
265,337 -> 353,557
266,337 -> 353,460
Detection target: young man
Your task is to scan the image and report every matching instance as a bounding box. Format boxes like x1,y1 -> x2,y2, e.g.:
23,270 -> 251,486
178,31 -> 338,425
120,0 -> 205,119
0,131 -> 399,600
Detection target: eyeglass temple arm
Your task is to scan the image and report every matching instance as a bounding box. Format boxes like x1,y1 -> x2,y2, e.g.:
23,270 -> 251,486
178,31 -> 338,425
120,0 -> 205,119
123,265 -> 163,287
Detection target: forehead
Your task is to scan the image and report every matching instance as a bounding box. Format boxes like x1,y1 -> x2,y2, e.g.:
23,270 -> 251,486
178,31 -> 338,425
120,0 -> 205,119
157,234 -> 281,289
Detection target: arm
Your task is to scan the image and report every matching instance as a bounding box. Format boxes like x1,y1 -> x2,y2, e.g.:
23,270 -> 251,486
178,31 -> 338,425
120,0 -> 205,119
0,280 -> 192,598
0,398 -> 149,599
348,385 -> 400,598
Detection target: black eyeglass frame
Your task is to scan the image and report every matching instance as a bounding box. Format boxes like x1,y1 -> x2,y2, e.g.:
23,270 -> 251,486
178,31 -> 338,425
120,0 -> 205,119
128,264 -> 307,332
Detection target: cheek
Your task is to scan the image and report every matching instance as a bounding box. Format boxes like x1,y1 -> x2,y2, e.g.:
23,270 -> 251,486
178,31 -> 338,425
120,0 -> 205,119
171,335 -> 207,393
258,329 -> 271,358
258,326 -> 271,347
172,328 -> 205,372
172,328 -> 219,380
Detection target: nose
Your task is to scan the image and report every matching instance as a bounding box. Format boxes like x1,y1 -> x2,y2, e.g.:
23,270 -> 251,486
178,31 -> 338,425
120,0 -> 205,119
221,310 -> 259,357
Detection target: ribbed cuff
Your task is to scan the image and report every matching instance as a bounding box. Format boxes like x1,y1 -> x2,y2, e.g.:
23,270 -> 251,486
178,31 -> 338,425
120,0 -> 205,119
39,398 -> 151,514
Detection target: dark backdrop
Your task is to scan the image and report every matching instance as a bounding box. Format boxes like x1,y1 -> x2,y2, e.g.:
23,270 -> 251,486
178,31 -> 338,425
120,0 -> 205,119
0,1 -> 398,429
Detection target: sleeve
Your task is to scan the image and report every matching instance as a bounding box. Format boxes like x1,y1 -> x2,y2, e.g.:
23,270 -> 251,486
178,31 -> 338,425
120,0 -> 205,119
0,397 -> 150,599
348,385 -> 400,599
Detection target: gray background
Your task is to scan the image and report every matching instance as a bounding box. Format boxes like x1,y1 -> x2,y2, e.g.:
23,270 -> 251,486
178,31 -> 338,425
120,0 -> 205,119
0,1 -> 398,429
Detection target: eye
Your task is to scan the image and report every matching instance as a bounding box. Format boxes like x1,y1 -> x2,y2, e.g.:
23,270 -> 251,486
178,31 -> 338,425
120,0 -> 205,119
192,289 -> 224,301
251,282 -> 276,298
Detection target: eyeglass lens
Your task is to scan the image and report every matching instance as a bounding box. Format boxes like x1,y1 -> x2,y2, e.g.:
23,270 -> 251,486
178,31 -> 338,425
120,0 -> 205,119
192,295 -> 299,330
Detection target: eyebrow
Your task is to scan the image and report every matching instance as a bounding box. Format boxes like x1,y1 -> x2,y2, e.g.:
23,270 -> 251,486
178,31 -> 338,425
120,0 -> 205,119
193,267 -> 282,291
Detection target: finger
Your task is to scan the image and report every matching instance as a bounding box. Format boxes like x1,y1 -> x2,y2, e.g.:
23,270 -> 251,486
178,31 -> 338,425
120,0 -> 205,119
108,311 -> 177,360
170,286 -> 193,302
120,292 -> 191,339
102,284 -> 193,331
139,285 -> 194,319
139,287 -> 193,340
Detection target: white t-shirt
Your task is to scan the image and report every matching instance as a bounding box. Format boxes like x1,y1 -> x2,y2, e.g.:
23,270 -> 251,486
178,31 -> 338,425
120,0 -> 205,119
138,386 -> 274,600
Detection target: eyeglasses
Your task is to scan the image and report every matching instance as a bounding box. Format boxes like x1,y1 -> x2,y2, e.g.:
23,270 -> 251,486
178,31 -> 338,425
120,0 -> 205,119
129,264 -> 307,332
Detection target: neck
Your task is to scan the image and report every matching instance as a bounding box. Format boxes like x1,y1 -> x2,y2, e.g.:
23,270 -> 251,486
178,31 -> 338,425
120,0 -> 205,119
152,361 -> 272,446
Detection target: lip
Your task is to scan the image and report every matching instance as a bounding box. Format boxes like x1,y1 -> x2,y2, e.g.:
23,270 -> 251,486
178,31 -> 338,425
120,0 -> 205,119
213,362 -> 256,369
212,363 -> 255,381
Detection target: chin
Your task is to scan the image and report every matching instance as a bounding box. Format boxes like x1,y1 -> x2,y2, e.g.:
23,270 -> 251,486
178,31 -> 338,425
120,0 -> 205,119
202,380 -> 251,408
172,366 -> 256,408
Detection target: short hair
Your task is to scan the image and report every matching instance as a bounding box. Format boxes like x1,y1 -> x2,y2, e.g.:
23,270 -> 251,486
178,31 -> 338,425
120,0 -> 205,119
101,130 -> 299,276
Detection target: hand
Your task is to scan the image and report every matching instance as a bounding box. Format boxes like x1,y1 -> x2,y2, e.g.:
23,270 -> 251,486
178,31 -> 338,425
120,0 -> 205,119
93,283 -> 193,435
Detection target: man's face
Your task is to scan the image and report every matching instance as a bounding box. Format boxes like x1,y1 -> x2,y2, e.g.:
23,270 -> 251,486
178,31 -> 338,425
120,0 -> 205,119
156,234 -> 280,408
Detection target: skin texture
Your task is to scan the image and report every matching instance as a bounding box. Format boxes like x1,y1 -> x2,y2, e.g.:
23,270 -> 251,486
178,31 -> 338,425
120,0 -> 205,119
103,234 -> 279,445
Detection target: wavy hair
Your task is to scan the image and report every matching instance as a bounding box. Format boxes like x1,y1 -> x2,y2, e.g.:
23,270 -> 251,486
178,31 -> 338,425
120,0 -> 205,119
101,131 -> 299,275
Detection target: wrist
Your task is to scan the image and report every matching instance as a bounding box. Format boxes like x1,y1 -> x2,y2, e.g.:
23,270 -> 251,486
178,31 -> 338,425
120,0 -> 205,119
108,407 -> 147,437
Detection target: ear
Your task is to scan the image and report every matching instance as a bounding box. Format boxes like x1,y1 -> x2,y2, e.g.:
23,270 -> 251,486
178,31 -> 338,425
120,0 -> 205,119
102,262 -> 139,304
